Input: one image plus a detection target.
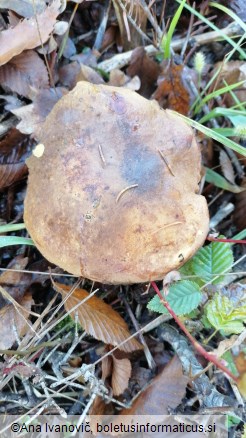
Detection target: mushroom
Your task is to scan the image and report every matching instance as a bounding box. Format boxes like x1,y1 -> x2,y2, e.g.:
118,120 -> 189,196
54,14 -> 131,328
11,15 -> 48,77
24,82 -> 209,284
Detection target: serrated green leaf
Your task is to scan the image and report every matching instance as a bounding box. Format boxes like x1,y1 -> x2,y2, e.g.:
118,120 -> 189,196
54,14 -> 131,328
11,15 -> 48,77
147,280 -> 202,315
192,239 -> 233,284
205,294 -> 246,335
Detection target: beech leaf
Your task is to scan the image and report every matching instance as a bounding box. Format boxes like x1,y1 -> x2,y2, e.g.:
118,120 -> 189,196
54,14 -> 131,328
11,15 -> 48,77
57,283 -> 142,353
119,355 -> 188,415
0,0 -> 61,66
111,355 -> 132,396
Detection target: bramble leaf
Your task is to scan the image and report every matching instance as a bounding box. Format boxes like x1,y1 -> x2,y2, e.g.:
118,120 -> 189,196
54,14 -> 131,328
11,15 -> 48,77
192,239 -> 233,284
147,280 -> 202,315
205,294 -> 246,335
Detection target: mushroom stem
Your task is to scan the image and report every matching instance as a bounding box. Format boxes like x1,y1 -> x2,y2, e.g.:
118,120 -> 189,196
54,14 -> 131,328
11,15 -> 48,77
151,281 -> 238,382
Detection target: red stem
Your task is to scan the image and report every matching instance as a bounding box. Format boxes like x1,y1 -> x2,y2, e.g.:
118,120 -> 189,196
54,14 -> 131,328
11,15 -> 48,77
206,236 -> 246,244
151,281 -> 238,382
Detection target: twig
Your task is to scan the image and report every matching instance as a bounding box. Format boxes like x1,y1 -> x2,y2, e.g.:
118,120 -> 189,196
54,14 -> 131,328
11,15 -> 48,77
151,281 -> 238,382
207,236 -> 246,244
116,184 -> 138,203
98,22 -> 242,72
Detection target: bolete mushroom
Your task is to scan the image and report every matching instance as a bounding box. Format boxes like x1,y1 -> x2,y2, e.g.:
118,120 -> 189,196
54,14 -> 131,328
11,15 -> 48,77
24,82 -> 209,284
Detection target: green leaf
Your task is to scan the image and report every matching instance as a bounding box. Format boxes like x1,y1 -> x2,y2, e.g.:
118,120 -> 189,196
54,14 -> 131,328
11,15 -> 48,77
0,236 -> 35,248
170,110 -> 246,156
192,239 -> 233,284
147,280 -> 202,315
205,294 -> 246,335
205,168 -> 245,193
161,0 -> 187,59
0,223 -> 26,233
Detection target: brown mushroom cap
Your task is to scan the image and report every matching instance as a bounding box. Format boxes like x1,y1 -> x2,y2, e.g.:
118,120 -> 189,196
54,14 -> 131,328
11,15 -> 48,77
24,82 -> 209,284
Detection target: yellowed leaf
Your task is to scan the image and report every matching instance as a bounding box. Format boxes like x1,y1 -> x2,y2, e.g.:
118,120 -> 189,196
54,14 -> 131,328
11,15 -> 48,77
57,283 -> 142,353
0,0 -> 61,66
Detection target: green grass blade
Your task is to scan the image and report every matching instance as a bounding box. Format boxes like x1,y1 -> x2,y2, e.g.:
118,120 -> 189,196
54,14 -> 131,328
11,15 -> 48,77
162,0 -> 187,59
0,223 -> 26,233
170,110 -> 246,156
209,2 -> 246,33
194,80 -> 245,115
0,236 -> 35,248
176,0 -> 246,59
205,168 -> 245,193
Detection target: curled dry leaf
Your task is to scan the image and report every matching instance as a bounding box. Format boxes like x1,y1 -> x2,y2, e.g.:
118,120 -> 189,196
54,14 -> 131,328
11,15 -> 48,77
219,149 -> 235,185
11,87 -> 67,135
119,355 -> 189,415
152,62 -> 191,115
24,82 -> 209,284
127,47 -> 161,98
0,0 -> 61,66
0,50 -> 49,99
0,0 -> 46,18
0,255 -> 29,304
233,178 -> 246,231
102,350 -> 132,396
212,61 -> 246,105
0,291 -> 33,350
0,127 -> 33,189
56,283 -> 142,353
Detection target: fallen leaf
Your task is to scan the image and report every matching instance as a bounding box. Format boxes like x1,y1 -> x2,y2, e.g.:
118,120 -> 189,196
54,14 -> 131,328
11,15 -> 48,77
234,177 -> 246,231
0,0 -> 61,66
120,355 -> 188,415
0,0 -> 46,18
235,352 -> 246,398
219,149 -> 235,184
0,127 -> 33,189
111,355 -> 131,396
0,291 -> 33,350
127,47 -> 161,98
212,61 -> 246,105
152,61 -> 190,115
11,87 -> 67,135
0,255 -> 29,304
56,283 -> 142,353
0,50 -> 49,99
109,69 -> 140,91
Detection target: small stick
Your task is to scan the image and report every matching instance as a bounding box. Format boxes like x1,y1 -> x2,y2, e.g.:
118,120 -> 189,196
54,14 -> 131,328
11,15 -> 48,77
151,281 -> 238,382
157,148 -> 175,176
151,221 -> 183,235
116,184 -> 138,203
207,236 -> 246,244
98,144 -> 106,167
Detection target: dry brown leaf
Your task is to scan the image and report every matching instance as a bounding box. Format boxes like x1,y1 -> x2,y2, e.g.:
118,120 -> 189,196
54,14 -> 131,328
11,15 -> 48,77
57,283 -> 142,353
0,255 -> 29,303
109,69 -> 140,91
234,177 -> 246,231
0,292 -> 33,350
153,62 -> 190,115
0,0 -> 61,66
219,149 -> 235,184
0,127 -> 33,188
127,47 -> 161,98
0,0 -> 46,18
0,50 -> 49,99
120,355 -> 189,415
111,355 -> 131,396
235,352 -> 246,398
212,61 -> 246,105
